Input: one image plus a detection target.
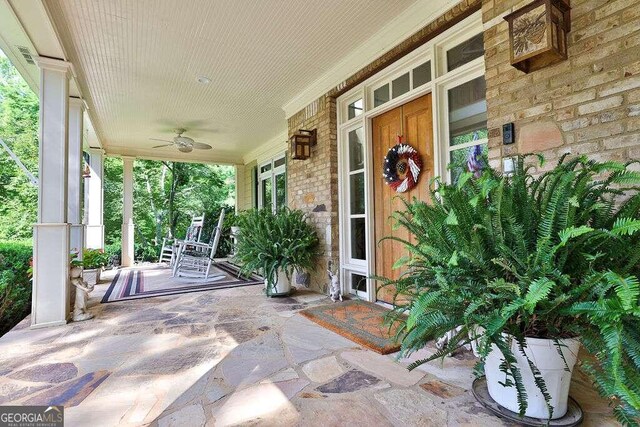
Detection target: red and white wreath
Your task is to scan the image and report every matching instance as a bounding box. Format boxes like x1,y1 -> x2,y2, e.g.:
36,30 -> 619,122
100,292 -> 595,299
382,136 -> 422,193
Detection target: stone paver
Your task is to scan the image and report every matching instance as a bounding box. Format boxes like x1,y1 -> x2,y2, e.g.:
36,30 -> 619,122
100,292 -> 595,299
158,404 -> 206,427
301,356 -> 344,383
316,370 -> 380,393
0,265 -> 619,426
374,388 -> 449,426
342,349 -> 425,387
8,362 -> 77,383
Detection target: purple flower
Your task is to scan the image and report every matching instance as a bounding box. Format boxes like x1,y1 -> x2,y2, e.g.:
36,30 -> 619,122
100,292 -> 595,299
467,144 -> 484,178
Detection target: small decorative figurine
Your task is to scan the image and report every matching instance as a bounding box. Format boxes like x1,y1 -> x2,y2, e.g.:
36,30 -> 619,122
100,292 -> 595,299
327,261 -> 342,302
70,266 -> 94,321
436,326 -> 473,353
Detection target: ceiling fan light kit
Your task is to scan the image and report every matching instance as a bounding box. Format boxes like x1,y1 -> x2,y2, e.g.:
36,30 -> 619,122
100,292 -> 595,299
149,128 -> 213,153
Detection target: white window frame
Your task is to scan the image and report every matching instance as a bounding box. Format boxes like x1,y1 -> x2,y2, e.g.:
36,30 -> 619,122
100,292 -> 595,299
340,122 -> 369,270
436,65 -> 488,183
258,153 -> 287,212
336,11 -> 485,302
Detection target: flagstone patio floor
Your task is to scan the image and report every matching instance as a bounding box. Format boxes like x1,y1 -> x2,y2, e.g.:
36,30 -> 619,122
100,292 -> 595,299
0,267 -> 618,426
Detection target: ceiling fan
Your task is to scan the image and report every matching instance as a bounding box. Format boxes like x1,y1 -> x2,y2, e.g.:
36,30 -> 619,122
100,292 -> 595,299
150,128 -> 212,153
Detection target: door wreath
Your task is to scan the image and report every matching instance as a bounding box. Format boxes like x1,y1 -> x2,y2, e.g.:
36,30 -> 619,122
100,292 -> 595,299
382,136 -> 422,193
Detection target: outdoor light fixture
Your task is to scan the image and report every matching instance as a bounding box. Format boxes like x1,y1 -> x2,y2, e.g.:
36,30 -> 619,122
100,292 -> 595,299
505,0 -> 571,73
290,129 -> 317,160
197,76 -> 211,84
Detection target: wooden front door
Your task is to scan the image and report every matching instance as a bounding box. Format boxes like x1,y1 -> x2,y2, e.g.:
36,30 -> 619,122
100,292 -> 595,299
372,94 -> 434,304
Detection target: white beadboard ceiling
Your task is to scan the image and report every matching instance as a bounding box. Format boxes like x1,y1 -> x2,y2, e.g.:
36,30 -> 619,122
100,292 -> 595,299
42,0 -> 427,164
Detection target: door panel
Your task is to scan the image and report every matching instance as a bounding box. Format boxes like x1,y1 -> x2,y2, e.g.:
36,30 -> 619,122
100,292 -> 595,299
372,94 -> 433,304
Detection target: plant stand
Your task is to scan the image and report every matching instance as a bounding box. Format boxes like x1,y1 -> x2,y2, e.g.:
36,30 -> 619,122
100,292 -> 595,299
472,377 -> 583,427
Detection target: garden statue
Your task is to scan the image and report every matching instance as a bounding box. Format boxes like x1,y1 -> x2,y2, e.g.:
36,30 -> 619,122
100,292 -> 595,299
327,261 -> 342,302
70,266 -> 94,321
436,326 -> 473,354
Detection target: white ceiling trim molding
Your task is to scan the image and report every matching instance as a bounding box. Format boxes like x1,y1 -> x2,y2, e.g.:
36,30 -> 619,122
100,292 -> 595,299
282,0 -> 459,118
0,0 -> 41,93
0,0 -> 104,149
242,131 -> 288,166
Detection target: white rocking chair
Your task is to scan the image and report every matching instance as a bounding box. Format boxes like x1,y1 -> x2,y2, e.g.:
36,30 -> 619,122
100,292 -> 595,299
172,210 -> 226,280
159,214 -> 205,265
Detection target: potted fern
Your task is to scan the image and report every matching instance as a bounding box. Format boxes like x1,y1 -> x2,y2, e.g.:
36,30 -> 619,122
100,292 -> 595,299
385,155 -> 640,424
234,208 -> 319,297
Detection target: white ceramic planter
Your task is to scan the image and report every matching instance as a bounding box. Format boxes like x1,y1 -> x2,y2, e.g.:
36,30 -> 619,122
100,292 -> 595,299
485,335 -> 580,419
264,269 -> 291,297
82,268 -> 101,286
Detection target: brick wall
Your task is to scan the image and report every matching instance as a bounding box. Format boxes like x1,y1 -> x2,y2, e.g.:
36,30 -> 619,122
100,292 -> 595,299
287,95 -> 338,293
286,1 -> 482,293
483,0 -> 640,170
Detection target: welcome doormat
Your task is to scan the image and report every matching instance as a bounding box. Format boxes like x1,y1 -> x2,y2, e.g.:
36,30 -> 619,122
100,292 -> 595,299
101,262 -> 263,303
300,300 -> 403,354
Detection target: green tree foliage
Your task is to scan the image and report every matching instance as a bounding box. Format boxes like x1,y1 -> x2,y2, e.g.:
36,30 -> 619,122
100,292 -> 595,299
0,53 -> 39,240
0,241 -> 32,336
103,158 -> 235,261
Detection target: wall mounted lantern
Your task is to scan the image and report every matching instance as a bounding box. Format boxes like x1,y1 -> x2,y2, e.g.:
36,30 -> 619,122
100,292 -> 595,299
290,129 -> 317,160
505,0 -> 571,73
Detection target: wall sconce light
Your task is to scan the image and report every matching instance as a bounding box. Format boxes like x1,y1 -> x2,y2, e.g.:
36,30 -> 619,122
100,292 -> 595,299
290,129 -> 317,160
505,0 -> 571,73
82,163 -> 91,178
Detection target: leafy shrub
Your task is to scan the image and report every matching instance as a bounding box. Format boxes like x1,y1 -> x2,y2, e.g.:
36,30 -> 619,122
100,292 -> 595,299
216,209 -> 237,258
135,242 -> 159,262
0,241 -> 32,336
385,155 -> 640,424
104,241 -> 121,267
82,248 -> 109,269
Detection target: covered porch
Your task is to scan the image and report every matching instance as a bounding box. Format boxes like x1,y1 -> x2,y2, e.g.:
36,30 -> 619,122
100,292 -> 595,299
0,270 -> 613,426
0,0 -> 637,425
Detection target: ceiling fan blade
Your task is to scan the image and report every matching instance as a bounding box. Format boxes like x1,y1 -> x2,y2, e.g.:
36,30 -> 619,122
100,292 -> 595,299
150,138 -> 174,143
192,142 -> 212,150
152,143 -> 174,149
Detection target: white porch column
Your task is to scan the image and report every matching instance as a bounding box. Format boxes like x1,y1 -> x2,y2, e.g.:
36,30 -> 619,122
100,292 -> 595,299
85,148 -> 105,249
121,156 -> 135,267
32,57 -> 71,328
234,164 -> 245,213
68,97 -> 84,258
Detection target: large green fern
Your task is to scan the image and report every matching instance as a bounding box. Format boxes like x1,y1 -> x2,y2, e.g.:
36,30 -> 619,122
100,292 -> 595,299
384,155 -> 640,424
234,208 -> 320,295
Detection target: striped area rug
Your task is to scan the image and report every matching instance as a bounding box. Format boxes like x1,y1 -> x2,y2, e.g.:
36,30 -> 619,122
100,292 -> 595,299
101,262 -> 263,303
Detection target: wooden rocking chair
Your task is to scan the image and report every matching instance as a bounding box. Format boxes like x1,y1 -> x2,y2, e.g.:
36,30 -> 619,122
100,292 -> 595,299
158,214 -> 205,265
172,209 -> 226,280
